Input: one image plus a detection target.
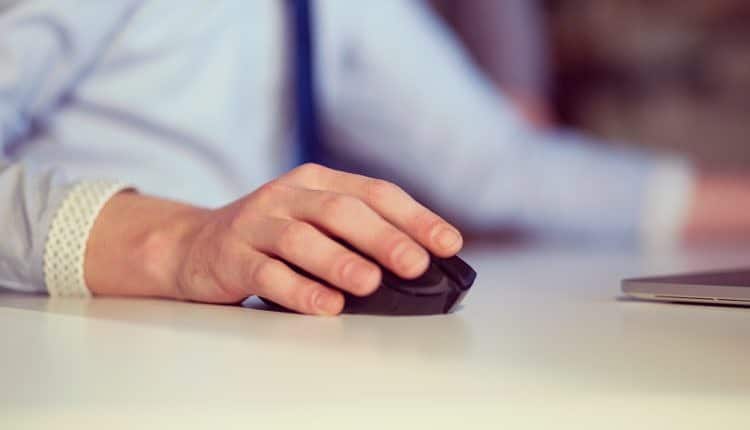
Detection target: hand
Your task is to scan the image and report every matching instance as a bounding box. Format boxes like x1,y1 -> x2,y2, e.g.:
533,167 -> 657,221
85,164 -> 463,315
683,173 -> 750,244
507,90 -> 555,129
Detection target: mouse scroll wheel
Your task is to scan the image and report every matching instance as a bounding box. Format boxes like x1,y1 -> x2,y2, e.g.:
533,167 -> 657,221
434,256 -> 476,290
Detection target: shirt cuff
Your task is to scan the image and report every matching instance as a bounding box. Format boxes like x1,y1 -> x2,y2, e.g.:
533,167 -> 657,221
43,180 -> 132,297
639,159 -> 695,252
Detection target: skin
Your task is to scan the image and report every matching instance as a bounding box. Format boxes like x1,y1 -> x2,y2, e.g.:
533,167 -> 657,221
84,163 -> 463,316
683,174 -> 750,244
82,159 -> 749,316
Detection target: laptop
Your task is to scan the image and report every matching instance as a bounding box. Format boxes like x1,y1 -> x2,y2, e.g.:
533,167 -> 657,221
622,269 -> 750,306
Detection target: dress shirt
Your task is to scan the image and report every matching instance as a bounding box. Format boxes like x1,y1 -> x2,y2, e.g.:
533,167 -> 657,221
0,0 -> 693,294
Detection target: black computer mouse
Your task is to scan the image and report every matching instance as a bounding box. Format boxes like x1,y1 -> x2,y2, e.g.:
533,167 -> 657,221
261,253 -> 476,316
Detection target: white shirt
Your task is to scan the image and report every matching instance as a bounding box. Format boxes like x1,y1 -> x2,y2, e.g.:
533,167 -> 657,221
0,0 -> 693,294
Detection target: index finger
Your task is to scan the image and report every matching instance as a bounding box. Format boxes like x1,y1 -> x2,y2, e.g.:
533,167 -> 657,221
281,164 -> 463,257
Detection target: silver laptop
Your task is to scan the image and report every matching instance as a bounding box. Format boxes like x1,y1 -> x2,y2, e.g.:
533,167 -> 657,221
622,269 -> 750,306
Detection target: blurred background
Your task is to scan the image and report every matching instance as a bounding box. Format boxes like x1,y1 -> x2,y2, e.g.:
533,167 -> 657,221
432,0 -> 750,169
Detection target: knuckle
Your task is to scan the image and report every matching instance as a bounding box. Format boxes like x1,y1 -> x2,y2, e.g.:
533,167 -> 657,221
384,234 -> 409,257
227,215 -> 247,234
250,257 -> 282,287
319,193 -> 356,219
365,179 -> 400,206
227,209 -> 254,233
297,281 -> 321,310
415,210 -> 444,238
276,221 -> 314,256
333,252 -> 359,283
291,163 -> 325,184
250,182 -> 288,207
242,182 -> 293,219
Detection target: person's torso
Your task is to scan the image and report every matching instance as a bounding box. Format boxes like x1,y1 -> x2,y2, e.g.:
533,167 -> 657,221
17,0 -> 291,207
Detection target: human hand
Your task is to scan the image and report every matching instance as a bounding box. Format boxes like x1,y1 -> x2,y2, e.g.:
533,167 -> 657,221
683,173 -> 750,244
86,164 -> 463,315
506,89 -> 555,129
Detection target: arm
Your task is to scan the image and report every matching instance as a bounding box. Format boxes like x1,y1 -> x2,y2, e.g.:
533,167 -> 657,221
84,164 -> 463,314
0,162 -> 116,292
0,1 -> 141,292
316,0 -> 655,243
316,0 -> 730,246
1,158 -> 464,316
430,0 -> 552,126
0,2 -> 465,311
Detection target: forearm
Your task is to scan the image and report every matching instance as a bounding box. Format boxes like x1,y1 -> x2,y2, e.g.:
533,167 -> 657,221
431,131 -> 661,243
318,0 -> 675,244
0,160 -> 205,297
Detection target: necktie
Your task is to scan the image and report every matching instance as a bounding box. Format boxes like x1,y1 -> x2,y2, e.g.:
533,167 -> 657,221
291,0 -> 322,165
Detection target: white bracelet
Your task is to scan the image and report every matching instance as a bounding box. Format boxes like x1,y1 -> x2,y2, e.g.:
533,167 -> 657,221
43,180 -> 132,297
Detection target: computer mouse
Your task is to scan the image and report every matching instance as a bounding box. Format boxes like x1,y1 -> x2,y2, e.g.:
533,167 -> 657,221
260,253 -> 476,316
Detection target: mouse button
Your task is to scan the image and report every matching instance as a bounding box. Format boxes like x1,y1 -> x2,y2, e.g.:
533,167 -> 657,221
434,256 -> 476,290
381,261 -> 444,289
412,261 -> 444,285
342,286 -> 399,314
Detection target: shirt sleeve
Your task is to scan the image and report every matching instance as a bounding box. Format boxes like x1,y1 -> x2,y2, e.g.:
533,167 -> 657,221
0,162 -> 75,292
436,0 -> 549,99
43,179 -> 131,297
0,1 -> 139,294
0,162 -> 128,295
639,159 -> 695,251
316,0 -> 694,245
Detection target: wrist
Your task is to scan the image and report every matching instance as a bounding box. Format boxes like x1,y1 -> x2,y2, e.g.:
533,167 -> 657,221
85,191 -> 211,299
133,200 -> 211,300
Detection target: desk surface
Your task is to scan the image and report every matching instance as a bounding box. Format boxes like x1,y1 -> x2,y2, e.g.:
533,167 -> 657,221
2,245 -> 749,429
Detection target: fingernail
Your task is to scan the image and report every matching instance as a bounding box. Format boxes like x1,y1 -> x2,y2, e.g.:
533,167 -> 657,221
395,243 -> 428,276
435,228 -> 460,250
347,261 -> 380,292
314,290 -> 341,315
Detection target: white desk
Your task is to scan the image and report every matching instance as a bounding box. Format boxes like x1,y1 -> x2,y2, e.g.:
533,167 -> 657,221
2,245 -> 749,429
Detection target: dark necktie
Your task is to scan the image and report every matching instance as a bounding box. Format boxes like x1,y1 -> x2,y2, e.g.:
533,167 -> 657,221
291,0 -> 322,165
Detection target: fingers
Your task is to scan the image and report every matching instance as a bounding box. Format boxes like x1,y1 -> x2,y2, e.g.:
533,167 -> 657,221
182,165 -> 463,313
280,189 -> 430,279
250,217 -> 382,295
281,164 -> 463,257
246,253 -> 344,315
